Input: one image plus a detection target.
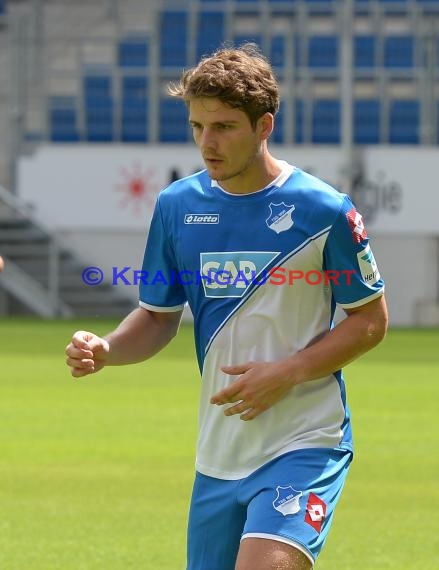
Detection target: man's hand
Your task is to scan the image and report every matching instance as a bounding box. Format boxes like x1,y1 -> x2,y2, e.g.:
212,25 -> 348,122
65,331 -> 110,378
210,296 -> 388,421
210,361 -> 294,421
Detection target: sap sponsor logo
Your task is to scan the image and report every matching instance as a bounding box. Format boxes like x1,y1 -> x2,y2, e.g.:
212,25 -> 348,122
357,244 -> 380,285
200,251 -> 279,298
266,202 -> 295,234
273,486 -> 303,517
184,213 -> 219,224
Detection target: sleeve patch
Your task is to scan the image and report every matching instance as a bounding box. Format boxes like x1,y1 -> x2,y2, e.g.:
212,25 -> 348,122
357,244 -> 380,286
346,207 -> 368,243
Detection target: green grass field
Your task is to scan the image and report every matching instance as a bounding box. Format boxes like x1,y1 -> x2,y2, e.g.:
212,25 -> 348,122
0,319 -> 438,570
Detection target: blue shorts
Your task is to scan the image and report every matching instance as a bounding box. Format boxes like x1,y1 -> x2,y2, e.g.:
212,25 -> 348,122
187,448 -> 352,570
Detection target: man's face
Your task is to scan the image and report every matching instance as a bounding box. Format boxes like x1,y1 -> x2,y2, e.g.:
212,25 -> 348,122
189,98 -> 269,190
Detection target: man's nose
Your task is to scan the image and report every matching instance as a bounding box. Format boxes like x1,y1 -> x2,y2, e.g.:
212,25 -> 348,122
200,127 -> 217,149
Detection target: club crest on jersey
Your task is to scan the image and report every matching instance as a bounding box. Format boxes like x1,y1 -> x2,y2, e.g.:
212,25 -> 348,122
273,486 -> 303,516
200,251 -> 279,298
266,203 -> 295,234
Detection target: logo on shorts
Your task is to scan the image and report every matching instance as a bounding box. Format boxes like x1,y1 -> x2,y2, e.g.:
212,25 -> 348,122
273,485 -> 303,516
305,493 -> 326,533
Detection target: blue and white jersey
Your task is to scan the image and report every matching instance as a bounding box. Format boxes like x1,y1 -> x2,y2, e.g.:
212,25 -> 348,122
139,161 -> 384,480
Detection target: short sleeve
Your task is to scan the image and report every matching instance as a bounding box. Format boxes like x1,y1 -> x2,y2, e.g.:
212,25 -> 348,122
323,195 -> 385,309
139,197 -> 187,311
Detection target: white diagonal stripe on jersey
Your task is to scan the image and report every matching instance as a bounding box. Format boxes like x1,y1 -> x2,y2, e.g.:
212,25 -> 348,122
204,226 -> 331,356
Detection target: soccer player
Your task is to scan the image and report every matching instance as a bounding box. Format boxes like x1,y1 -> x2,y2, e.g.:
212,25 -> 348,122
65,44 -> 388,570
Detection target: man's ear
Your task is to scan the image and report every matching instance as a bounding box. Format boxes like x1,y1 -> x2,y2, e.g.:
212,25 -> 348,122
258,112 -> 275,140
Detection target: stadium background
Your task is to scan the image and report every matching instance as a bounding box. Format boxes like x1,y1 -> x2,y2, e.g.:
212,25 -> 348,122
0,0 -> 438,325
0,3 -> 438,570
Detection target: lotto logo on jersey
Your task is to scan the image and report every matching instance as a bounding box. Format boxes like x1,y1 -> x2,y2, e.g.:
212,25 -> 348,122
184,213 -> 219,224
346,207 -> 368,243
200,251 -> 279,298
357,244 -> 380,286
304,493 -> 326,534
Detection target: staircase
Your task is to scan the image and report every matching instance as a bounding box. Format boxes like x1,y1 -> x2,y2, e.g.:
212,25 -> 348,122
0,184 -> 136,318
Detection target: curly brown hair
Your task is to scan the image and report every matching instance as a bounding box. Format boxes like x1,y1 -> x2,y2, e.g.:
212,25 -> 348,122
168,43 -> 280,129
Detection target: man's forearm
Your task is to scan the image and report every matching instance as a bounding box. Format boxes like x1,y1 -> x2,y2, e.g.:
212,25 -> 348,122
284,295 -> 388,386
104,307 -> 183,366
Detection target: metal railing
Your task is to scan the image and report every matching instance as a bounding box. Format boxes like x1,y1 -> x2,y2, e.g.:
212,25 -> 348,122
0,183 -> 73,316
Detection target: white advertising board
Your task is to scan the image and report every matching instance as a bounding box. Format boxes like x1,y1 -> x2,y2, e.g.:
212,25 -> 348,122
351,147 -> 439,236
17,145 -> 439,234
17,145 -> 344,230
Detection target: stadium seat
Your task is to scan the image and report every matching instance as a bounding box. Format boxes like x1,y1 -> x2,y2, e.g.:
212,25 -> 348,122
354,99 -> 381,144
122,98 -> 148,143
121,76 -> 148,142
159,98 -> 189,142
354,35 -> 376,69
294,36 -> 304,68
384,36 -> 414,68
49,96 -> 80,142
84,96 -> 114,142
82,71 -> 114,142
308,36 -> 339,68
379,0 -> 408,4
233,1 -> 260,16
0,0 -> 5,16
233,34 -> 262,49
389,99 -> 419,143
122,75 -> 148,100
295,99 -> 304,144
83,72 -> 112,99
272,101 -> 285,143
267,0 -> 297,15
197,12 -> 225,61
273,100 -> 304,144
118,37 -> 149,68
160,11 -> 188,68
270,36 -> 285,70
303,0 -> 335,14
312,99 -> 340,143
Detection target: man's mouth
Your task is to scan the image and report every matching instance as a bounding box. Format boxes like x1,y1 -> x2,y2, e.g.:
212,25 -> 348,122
204,156 -> 223,164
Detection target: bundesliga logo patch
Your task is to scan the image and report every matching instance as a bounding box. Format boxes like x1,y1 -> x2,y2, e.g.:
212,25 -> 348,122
346,207 -> 367,243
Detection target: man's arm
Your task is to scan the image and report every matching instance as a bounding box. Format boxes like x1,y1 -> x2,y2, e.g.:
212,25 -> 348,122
211,295 -> 388,420
285,294 -> 388,382
65,306 -> 183,378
